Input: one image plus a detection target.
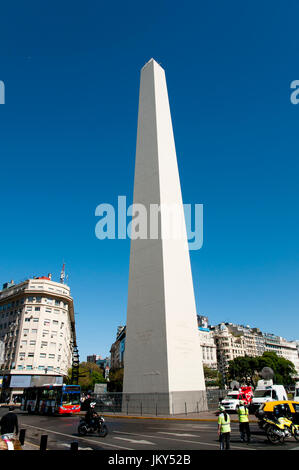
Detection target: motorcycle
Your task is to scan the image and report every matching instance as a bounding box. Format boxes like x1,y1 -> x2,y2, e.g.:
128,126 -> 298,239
259,415 -> 299,444
78,415 -> 108,437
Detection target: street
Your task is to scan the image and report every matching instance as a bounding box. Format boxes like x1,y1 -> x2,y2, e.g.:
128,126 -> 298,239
1,408 -> 299,451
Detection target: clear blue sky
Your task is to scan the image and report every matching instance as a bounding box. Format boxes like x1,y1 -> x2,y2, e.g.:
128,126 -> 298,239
0,1 -> 299,361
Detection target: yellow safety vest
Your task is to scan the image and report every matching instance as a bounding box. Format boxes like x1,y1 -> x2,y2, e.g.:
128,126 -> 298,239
218,413 -> 231,433
238,406 -> 249,423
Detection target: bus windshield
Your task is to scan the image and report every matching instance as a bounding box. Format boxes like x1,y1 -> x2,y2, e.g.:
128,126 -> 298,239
62,393 -> 80,405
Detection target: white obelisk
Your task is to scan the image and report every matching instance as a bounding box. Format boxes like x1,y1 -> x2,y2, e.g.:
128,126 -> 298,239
123,59 -> 207,414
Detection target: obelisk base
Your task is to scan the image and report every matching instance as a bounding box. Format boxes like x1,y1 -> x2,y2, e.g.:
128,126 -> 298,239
122,390 -> 208,415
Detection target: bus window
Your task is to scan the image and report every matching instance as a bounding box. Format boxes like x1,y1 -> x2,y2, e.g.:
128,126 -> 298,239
62,393 -> 80,406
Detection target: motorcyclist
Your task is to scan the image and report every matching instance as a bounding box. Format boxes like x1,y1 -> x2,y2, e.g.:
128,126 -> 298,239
85,402 -> 99,429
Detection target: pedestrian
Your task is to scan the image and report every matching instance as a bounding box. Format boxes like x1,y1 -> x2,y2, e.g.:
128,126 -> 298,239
217,405 -> 231,450
0,406 -> 19,437
237,399 -> 251,443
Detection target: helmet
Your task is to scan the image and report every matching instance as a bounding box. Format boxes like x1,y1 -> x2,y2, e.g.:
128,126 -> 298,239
239,400 -> 245,405
219,405 -> 225,412
90,402 -> 96,408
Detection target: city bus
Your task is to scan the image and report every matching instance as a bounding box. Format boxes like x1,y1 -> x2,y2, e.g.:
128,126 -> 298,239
21,384 -> 81,415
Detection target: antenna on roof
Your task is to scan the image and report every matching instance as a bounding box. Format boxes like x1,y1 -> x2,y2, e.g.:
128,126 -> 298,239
60,263 -> 65,284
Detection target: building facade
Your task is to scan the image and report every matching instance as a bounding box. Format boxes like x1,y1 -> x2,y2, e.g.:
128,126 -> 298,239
86,355 -> 102,363
211,322 -> 299,378
0,275 -> 77,400
197,316 -> 217,370
110,326 -> 126,370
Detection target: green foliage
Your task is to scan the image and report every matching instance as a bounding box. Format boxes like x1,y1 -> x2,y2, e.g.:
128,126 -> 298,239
203,366 -> 222,387
66,362 -> 107,391
108,368 -> 124,392
227,352 -> 296,387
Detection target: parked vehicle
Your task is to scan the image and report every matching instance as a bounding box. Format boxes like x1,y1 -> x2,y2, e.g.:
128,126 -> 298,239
220,386 -> 253,412
78,415 -> 108,437
249,380 -> 287,413
255,400 -> 299,444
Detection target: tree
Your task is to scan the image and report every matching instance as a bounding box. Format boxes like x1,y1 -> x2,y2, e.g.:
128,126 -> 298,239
203,366 -> 222,387
66,362 -> 107,391
227,352 -> 296,387
258,352 -> 296,386
108,368 -> 124,392
227,355 -> 259,386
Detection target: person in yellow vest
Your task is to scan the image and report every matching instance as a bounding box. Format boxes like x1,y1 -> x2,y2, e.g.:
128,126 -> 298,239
217,405 -> 231,450
237,400 -> 251,443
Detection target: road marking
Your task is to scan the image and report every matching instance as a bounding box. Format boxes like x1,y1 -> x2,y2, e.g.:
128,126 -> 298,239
22,441 -> 40,449
158,432 -> 198,437
20,423 -> 133,450
149,425 -> 215,431
114,437 -> 155,445
60,443 -> 94,450
113,430 -> 254,450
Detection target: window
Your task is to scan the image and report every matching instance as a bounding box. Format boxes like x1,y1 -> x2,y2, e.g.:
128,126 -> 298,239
44,320 -> 50,326
33,318 -> 39,322
26,365 -> 33,370
34,307 -> 40,311
49,354 -> 55,359
28,352 -> 34,357
29,340 -> 36,345
40,353 -> 46,358
41,342 -> 48,347
62,393 -> 80,406
53,320 -> 58,326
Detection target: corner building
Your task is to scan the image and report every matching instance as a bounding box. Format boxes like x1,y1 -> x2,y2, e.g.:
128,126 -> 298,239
0,275 -> 76,401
